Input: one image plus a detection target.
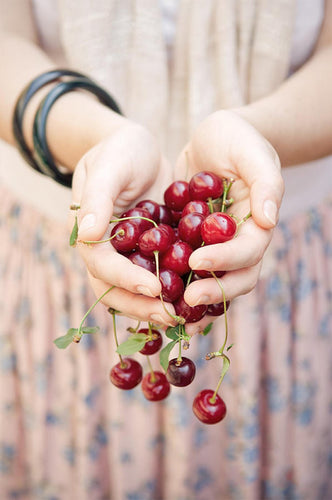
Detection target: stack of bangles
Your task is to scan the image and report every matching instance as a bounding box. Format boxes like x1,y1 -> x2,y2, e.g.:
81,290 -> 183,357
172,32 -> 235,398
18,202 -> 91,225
12,69 -> 122,188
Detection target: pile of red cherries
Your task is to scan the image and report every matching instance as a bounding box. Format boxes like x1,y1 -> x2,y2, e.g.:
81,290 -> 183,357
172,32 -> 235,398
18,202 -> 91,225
107,171 -> 239,424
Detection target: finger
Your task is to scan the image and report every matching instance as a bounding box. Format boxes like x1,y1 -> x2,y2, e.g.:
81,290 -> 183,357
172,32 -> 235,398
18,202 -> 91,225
188,111 -> 284,229
89,275 -> 176,326
78,242 -> 162,297
184,263 -> 262,307
189,219 -> 272,272
73,146 -> 117,242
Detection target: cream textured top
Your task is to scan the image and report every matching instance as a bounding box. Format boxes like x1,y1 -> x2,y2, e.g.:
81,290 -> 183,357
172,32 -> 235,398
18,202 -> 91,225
0,0 -> 330,223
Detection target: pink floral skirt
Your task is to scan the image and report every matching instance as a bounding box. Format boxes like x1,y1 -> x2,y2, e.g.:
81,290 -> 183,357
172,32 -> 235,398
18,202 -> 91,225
0,184 -> 331,500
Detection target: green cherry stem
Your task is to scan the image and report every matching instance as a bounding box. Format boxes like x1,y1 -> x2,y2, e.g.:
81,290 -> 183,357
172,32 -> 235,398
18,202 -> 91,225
80,229 -> 125,245
209,354 -> 230,404
110,308 -> 125,368
237,211 -> 252,227
147,355 -> 156,383
221,178 -> 235,213
109,215 -> 158,228
177,325 -> 183,364
74,285 -> 115,343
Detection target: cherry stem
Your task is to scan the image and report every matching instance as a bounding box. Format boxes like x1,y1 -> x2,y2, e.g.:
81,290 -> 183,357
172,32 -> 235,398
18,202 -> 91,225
221,178 -> 235,213
147,355 -> 156,383
109,215 -> 158,228
207,197 -> 214,213
70,203 -> 81,211
80,229 -> 125,245
186,270 -> 193,287
237,211 -> 252,227
77,286 -> 115,340
177,325 -> 183,363
210,354 -> 230,404
210,272 -> 228,355
110,308 -> 125,367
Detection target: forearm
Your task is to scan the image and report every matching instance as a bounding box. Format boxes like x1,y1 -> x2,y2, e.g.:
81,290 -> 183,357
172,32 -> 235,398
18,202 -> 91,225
0,33 -> 126,171
236,44 -> 332,167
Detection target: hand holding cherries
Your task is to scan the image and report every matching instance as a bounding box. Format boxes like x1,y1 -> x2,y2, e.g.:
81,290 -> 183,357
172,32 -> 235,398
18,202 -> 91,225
56,171 -> 251,425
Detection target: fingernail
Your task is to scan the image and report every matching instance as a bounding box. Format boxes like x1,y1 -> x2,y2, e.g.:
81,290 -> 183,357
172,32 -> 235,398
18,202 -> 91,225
191,295 -> 211,307
150,314 -> 173,326
136,285 -> 156,297
263,200 -> 277,225
78,214 -> 96,234
193,260 -> 213,270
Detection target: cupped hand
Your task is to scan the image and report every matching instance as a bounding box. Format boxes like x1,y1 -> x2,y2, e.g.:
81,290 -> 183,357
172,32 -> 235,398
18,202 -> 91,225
175,110 -> 284,335
70,121 -> 176,324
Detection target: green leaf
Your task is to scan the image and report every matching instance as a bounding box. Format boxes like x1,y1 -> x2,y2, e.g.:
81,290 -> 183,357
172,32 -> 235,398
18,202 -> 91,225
54,328 -> 78,349
165,325 -> 181,341
202,322 -> 213,336
116,333 -> 147,355
81,326 -> 100,334
159,340 -> 178,372
226,343 -> 234,351
69,216 -> 78,246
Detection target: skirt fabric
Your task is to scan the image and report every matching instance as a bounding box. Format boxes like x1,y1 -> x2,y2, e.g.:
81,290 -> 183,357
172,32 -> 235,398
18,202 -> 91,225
0,183 -> 331,500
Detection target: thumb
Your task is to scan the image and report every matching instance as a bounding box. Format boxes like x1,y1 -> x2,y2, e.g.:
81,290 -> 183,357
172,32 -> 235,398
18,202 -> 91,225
72,152 -> 115,242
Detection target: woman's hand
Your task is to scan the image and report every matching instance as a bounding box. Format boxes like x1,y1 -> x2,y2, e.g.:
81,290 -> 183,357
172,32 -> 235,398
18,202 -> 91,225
175,110 -> 284,335
70,121 -> 176,325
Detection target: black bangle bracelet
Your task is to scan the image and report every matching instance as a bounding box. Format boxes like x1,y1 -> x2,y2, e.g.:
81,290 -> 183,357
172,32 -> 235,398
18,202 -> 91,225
12,69 -> 95,174
32,78 -> 122,187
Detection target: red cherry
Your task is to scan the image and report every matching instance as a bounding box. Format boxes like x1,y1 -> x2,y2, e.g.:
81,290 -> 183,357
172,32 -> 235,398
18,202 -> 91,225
173,295 -> 207,323
109,358 -> 143,390
158,205 -> 173,225
178,213 -> 205,249
128,251 -> 156,273
192,389 -> 227,424
189,171 -> 223,201
136,199 -> 160,222
158,223 -> 176,244
207,300 -> 230,316
137,328 -> 163,355
138,225 -> 173,256
159,268 -> 184,303
170,209 -> 183,227
141,371 -> 171,401
201,212 -> 237,244
194,269 -> 226,279
120,207 -> 154,233
111,221 -> 141,253
164,181 -> 190,211
166,357 -> 196,387
182,200 -> 210,217
160,241 -> 193,276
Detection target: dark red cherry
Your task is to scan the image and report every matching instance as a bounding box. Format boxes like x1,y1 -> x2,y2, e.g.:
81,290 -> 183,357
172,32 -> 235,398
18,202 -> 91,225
136,199 -> 160,222
158,205 -> 173,225
158,223 -> 176,244
109,358 -> 143,390
160,241 -> 193,276
173,295 -> 207,323
128,251 -> 156,273
111,221 -> 141,253
201,212 -> 237,244
166,357 -> 196,387
170,209 -> 183,227
194,269 -> 226,279
182,200 -> 210,217
159,268 -> 184,303
192,389 -> 227,424
178,213 -> 205,249
141,371 -> 171,401
137,328 -> 163,355
207,300 -> 230,316
189,171 -> 223,201
138,225 -> 173,256
120,207 -> 154,233
164,180 -> 190,211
